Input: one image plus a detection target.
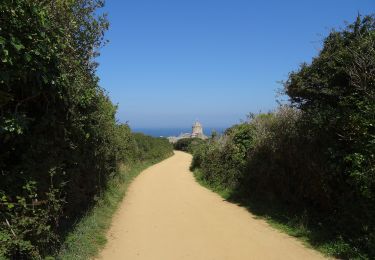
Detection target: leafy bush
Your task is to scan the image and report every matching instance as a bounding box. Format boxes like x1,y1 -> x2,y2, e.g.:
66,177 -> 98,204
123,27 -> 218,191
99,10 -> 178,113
0,1 -> 173,258
191,123 -> 255,189
192,15 -> 375,259
133,133 -> 173,162
283,14 -> 375,257
174,138 -> 206,154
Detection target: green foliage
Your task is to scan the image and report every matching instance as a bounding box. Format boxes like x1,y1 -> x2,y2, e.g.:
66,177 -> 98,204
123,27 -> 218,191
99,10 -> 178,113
284,14 -> 375,258
173,138 -> 206,154
132,133 -> 173,162
191,123 -> 256,189
0,1 -> 173,259
192,15 -> 375,259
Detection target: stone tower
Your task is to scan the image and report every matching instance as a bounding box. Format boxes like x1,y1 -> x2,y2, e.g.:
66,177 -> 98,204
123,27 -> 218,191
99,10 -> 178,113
191,121 -> 203,138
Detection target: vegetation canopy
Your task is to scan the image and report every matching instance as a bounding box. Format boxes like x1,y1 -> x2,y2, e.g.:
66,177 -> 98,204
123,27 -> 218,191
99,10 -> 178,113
0,1 -> 173,258
191,15 -> 375,259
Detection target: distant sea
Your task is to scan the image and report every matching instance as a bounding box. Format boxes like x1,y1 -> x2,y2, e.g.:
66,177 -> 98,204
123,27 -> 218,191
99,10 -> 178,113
132,127 -> 226,138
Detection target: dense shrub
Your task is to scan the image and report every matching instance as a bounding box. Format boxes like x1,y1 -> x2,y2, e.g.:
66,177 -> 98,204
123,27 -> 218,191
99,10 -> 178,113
173,138 -> 206,153
133,133 -> 173,162
284,15 -> 375,257
192,15 -> 375,259
191,123 -> 256,189
0,1 -> 173,258
238,107 -> 330,208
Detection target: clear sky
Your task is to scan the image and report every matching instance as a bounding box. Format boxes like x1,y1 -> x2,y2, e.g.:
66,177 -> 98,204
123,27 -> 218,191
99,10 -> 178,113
97,0 -> 374,129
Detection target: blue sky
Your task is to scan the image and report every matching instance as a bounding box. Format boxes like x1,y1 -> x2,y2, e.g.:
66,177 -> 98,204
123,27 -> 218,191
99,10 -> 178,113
97,0 -> 374,128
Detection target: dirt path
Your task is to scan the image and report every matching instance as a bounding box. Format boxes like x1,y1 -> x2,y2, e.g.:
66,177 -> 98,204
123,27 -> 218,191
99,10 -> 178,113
98,151 -> 325,260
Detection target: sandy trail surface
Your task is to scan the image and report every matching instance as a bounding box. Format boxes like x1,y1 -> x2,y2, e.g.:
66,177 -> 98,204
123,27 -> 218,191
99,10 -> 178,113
98,151 -> 325,260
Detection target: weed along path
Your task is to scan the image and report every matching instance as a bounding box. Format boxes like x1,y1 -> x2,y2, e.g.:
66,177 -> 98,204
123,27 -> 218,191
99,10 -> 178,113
98,151 -> 325,260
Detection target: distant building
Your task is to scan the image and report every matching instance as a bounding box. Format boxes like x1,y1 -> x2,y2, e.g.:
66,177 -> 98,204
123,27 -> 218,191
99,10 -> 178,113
167,121 -> 208,143
191,121 -> 205,138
